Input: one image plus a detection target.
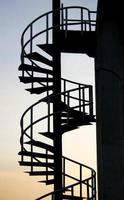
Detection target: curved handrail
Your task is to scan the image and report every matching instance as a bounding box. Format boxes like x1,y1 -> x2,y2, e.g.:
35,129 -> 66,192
20,84 -> 96,199
36,178 -> 95,200
36,156 -> 96,200
63,156 -> 95,173
20,6 -> 96,93
20,85 -> 93,142
21,6 -> 96,63
21,81 -> 92,121
22,6 -> 96,39
19,5 -> 96,200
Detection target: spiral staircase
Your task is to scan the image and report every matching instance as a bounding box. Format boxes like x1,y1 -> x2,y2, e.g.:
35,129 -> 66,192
18,5 -> 97,200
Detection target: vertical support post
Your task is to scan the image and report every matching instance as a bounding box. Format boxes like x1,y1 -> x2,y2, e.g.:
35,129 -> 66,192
82,88 -> 85,116
46,14 -> 49,44
48,97 -> 50,133
52,1 -> 62,200
88,11 -> 91,31
61,4 -> 64,30
62,157 -> 65,188
87,180 -> 90,199
89,86 -> 93,116
91,171 -> 94,199
65,8 -> 68,38
64,79 -> 66,104
71,186 -> 74,197
30,107 -> 33,172
81,8 -> 83,34
80,165 -> 82,198
46,73 -> 49,97
94,173 -> 96,200
21,120 -> 24,162
21,36 -> 24,77
30,24 -> 34,89
46,149 -> 48,182
67,92 -> 70,124
79,84 -> 81,112
84,21 -> 86,31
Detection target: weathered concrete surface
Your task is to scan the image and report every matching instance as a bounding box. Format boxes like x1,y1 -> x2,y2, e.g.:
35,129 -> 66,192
95,1 -> 124,199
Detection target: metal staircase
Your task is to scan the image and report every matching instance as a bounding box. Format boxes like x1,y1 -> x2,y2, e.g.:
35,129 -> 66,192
18,5 -> 96,200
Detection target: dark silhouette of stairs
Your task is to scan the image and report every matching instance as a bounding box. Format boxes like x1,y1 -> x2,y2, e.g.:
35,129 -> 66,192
18,5 -> 96,200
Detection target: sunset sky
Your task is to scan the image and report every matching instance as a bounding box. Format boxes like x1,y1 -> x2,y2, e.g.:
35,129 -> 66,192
0,0 -> 97,199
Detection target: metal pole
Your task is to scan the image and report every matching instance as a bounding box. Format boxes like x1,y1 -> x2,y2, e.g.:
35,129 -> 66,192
52,1 -> 62,200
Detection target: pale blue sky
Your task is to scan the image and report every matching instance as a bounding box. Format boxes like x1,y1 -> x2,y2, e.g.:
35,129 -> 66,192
0,1 -> 97,199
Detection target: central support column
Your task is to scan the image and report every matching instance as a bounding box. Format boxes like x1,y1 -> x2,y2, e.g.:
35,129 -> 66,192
52,1 -> 62,199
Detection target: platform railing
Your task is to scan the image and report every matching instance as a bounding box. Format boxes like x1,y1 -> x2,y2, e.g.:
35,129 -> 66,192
21,6 -> 96,65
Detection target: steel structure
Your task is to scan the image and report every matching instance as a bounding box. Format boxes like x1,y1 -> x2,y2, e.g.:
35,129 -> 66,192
18,2 -> 97,200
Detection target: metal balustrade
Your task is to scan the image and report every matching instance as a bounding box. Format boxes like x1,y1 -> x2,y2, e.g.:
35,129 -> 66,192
19,5 -> 97,200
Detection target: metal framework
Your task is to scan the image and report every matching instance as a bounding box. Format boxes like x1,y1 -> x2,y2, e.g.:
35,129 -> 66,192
18,3 -> 97,200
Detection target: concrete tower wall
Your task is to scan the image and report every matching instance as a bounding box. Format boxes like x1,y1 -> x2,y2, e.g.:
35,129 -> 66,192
96,1 -> 124,199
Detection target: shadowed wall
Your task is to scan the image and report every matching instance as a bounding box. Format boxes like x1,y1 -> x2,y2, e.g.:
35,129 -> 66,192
96,0 -> 124,199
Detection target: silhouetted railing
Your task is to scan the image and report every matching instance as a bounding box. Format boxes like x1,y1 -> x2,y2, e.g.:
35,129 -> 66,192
21,6 -> 96,64
19,5 -> 96,200
36,155 -> 96,200
35,156 -> 96,200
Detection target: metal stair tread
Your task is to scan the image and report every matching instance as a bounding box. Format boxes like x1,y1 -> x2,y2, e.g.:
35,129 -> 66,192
19,161 -> 54,167
58,30 -> 96,58
19,63 -> 53,75
62,194 -> 83,199
26,85 -> 53,94
61,124 -> 78,133
19,76 -> 53,83
37,30 -> 96,58
25,52 -> 53,67
18,151 -> 54,159
37,44 -> 54,56
28,171 -> 54,176
40,179 -> 54,185
61,115 -> 94,125
25,140 -> 54,153
39,132 -> 54,140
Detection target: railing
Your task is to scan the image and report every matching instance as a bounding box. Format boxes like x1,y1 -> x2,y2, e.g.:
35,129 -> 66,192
36,156 -> 96,200
61,78 -> 93,117
62,156 -> 96,199
19,5 -> 96,200
19,6 -> 96,95
21,6 -> 96,65
20,78 -> 93,164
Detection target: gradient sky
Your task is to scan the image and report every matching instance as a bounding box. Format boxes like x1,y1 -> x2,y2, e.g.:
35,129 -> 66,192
0,0 -> 97,199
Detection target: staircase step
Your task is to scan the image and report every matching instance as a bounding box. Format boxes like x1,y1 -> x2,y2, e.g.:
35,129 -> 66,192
28,171 -> 54,176
25,52 -> 53,67
42,95 -> 55,103
40,179 -> 54,185
19,64 -> 53,75
62,194 -> 82,200
38,31 -> 96,58
37,44 -> 54,56
25,140 -> 54,153
61,124 -> 78,133
19,76 -> 53,83
19,161 -> 54,167
18,151 -> 54,159
61,118 -> 74,124
62,118 -> 92,129
61,112 -> 72,117
39,132 -> 54,140
60,101 -> 68,109
26,85 -> 53,94
69,109 -> 87,117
